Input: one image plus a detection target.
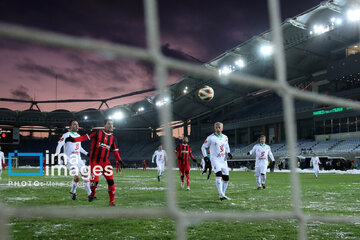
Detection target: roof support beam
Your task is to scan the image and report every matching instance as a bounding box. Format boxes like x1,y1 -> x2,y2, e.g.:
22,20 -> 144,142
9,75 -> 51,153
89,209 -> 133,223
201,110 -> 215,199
287,18 -> 307,30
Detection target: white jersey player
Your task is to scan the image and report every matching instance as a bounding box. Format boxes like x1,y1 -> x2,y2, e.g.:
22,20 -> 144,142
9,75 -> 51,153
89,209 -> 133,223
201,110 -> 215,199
55,120 -> 91,200
201,122 -> 233,200
0,146 -> 5,179
248,135 -> 275,189
152,145 -> 167,182
311,153 -> 320,179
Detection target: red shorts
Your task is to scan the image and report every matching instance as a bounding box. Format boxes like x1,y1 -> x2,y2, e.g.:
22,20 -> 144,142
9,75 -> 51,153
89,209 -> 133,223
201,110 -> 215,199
178,161 -> 190,173
90,161 -> 114,182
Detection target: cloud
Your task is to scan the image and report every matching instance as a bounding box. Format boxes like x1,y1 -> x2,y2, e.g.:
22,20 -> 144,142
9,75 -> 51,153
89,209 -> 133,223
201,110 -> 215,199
161,43 -> 204,63
10,85 -> 31,100
16,61 -> 81,84
103,86 -> 126,93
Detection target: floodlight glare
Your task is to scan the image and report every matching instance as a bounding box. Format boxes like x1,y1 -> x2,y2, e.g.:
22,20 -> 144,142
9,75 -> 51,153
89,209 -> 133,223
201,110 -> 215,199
112,111 -> 124,120
218,65 -> 232,76
260,44 -> 273,56
313,24 -> 329,35
84,116 -> 88,120
347,9 -> 360,22
235,59 -> 245,68
335,18 -> 342,25
138,107 -> 145,112
155,97 -> 170,107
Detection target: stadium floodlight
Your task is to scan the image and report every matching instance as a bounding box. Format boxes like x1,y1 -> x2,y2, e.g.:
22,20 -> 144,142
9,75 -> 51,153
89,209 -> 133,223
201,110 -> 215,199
331,17 -> 342,25
347,9 -> 360,22
138,106 -> 145,112
155,96 -> 170,107
260,44 -> 273,56
84,116 -> 88,120
235,58 -> 245,68
218,65 -> 233,76
183,86 -> 189,94
312,24 -> 330,35
112,111 -> 124,120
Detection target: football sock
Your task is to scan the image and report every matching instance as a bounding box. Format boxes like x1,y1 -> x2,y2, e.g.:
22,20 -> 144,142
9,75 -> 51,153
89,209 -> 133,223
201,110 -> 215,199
90,182 -> 98,197
185,174 -> 190,187
216,177 -> 223,196
261,175 -> 266,184
181,174 -> 184,183
256,176 -> 261,187
222,181 -> 228,195
71,179 -> 77,194
84,179 -> 91,196
108,184 -> 116,204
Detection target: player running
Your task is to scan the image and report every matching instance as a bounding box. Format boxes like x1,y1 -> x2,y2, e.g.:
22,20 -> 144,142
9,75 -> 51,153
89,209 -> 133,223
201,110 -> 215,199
311,152 -> 320,179
55,120 -> 91,200
175,136 -> 197,191
248,135 -> 275,190
152,145 -> 167,181
201,122 -> 233,200
0,146 -> 5,180
66,119 -> 122,206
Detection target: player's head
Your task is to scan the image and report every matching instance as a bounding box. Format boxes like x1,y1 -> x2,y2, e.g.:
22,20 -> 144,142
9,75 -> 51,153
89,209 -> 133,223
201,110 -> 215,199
214,122 -> 223,135
104,119 -> 114,132
259,135 -> 266,144
313,152 -> 317,156
183,136 -> 189,144
69,120 -> 79,132
158,145 -> 162,150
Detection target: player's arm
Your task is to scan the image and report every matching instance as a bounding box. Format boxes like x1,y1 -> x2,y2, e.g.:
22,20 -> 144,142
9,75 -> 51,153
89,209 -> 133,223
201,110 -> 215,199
152,152 -> 156,163
174,145 -> 180,159
66,130 -> 97,143
80,147 -> 88,156
268,148 -> 275,162
111,138 -> 122,162
201,137 -> 210,158
189,147 -> 197,163
1,153 -> 5,165
225,138 -> 232,159
248,145 -> 256,155
55,133 -> 66,155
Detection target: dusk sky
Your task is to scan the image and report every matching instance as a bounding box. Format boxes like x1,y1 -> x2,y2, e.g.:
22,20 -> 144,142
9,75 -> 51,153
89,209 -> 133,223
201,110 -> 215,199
0,0 -> 321,112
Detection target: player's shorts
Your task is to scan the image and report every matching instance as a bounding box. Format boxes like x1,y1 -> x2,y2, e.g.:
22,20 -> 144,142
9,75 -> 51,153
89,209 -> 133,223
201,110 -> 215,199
67,158 -> 87,176
90,161 -> 114,182
157,162 -> 165,173
254,160 -> 268,176
313,166 -> 319,172
178,161 -> 190,173
212,160 -> 229,175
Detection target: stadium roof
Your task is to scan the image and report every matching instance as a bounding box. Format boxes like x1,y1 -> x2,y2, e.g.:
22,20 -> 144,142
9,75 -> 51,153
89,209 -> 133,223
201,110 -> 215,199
0,0 -> 359,130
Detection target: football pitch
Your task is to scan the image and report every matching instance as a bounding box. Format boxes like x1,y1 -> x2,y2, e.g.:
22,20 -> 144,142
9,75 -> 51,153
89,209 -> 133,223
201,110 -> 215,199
0,169 -> 359,240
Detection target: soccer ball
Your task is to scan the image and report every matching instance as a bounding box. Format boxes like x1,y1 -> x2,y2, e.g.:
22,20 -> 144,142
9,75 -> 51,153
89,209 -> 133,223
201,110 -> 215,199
198,85 -> 214,101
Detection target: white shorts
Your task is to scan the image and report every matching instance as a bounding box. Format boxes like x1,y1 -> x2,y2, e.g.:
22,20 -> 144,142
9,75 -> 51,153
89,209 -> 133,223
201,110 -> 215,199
313,166 -> 319,173
212,160 -> 229,175
67,159 -> 87,176
157,162 -> 165,173
254,160 -> 268,176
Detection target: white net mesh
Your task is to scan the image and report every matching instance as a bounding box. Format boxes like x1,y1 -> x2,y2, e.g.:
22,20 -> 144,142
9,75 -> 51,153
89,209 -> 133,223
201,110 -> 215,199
1,0 -> 360,239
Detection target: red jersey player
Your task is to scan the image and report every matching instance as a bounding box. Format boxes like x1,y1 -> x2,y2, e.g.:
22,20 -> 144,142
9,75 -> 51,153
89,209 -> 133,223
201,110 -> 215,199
142,160 -> 147,171
66,119 -> 122,206
175,136 -> 197,190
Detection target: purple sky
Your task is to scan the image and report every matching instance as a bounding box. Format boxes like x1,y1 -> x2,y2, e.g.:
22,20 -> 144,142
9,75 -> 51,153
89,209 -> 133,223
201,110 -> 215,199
0,0 -> 321,111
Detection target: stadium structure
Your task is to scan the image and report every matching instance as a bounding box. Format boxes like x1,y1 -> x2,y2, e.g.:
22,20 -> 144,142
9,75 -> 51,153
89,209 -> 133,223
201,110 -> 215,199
1,0 -> 360,170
